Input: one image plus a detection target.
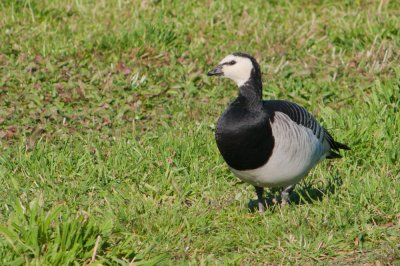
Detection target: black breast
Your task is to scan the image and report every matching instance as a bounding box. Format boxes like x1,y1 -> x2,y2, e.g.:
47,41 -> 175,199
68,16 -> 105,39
215,105 -> 274,171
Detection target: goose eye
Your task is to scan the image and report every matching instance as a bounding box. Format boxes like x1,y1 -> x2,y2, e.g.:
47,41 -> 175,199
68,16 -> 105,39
228,60 -> 236,65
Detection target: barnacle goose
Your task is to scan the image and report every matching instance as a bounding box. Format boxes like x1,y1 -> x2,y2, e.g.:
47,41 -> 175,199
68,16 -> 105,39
207,53 -> 350,212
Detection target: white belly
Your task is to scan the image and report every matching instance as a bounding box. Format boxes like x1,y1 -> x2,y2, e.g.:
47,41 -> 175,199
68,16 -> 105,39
230,112 -> 329,188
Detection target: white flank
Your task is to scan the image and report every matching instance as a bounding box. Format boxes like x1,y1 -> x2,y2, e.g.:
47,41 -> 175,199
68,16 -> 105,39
230,112 -> 330,188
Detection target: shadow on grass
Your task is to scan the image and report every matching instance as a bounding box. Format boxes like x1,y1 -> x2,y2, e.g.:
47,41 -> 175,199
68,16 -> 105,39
248,175 -> 343,212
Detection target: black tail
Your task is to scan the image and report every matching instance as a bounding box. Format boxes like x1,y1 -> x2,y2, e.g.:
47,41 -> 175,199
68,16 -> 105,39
334,141 -> 351,151
327,141 -> 351,159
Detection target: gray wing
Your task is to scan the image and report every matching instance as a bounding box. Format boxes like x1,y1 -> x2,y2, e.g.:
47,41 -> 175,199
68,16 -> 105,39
263,100 -> 350,158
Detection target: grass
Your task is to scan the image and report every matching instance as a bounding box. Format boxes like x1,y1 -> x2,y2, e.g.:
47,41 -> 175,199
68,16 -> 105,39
0,0 -> 399,264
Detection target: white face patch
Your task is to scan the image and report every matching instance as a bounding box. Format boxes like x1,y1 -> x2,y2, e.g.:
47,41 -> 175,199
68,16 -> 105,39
219,55 -> 253,87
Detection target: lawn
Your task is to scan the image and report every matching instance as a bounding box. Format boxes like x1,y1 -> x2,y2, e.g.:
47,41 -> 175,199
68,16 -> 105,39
0,0 -> 399,264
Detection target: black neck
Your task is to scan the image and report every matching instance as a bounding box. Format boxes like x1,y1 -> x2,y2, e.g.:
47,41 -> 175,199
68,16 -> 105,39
237,77 -> 263,109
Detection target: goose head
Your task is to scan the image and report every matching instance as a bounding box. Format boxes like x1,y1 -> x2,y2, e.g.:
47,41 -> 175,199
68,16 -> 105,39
207,52 -> 261,87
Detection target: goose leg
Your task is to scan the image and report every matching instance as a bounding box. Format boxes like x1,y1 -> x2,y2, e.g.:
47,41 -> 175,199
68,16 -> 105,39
255,186 -> 265,213
281,185 -> 295,205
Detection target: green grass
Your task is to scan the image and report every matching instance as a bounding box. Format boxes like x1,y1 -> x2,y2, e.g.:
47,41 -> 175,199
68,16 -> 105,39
0,0 -> 399,264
